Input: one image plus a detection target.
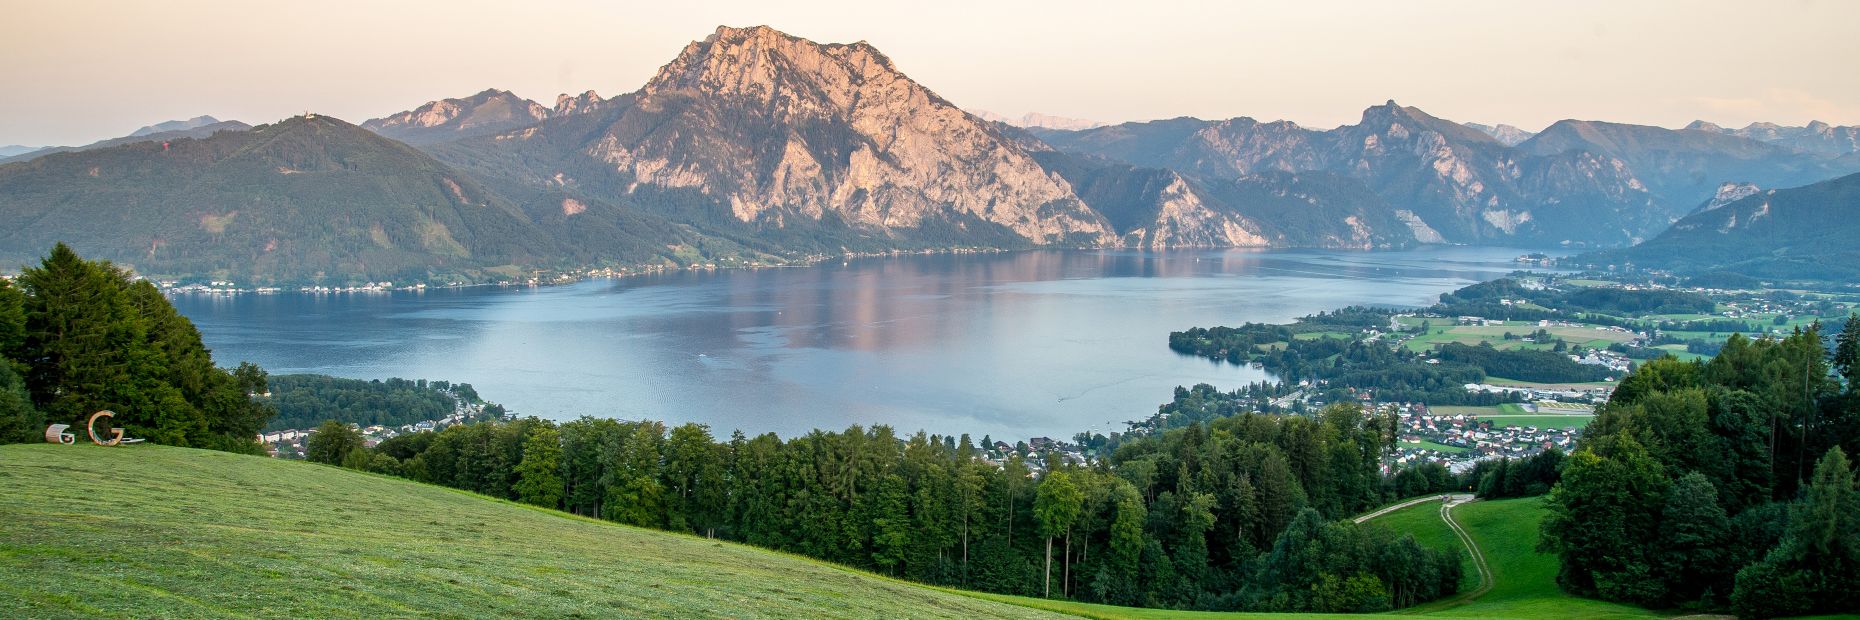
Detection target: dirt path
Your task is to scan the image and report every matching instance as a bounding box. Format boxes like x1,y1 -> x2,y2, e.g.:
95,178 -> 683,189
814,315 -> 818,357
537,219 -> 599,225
1354,493 -> 1456,523
1440,494 -> 1494,602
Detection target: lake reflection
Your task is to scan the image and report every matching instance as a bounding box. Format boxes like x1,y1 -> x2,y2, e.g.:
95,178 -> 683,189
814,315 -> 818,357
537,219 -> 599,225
172,247 -> 1536,440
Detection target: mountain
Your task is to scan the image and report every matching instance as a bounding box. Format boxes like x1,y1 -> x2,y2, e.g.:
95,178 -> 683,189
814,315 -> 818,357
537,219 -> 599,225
551,89 -> 607,116
1515,120 -> 1852,213
1463,122 -> 1536,146
130,115 -> 225,137
0,119 -> 253,165
426,26 -> 1419,253
972,110 -> 1106,131
1693,181 -> 1761,214
1039,102 -> 1671,245
0,145 -> 40,158
0,114 -> 748,284
361,89 -> 553,146
1576,172 -> 1860,281
1686,119 -> 1860,156
1039,104 -> 1860,246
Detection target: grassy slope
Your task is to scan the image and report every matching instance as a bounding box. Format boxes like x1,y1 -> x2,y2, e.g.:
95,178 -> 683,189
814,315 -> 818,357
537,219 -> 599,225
1418,498 -> 1653,619
0,444 -> 1062,620
1366,500 -> 1477,593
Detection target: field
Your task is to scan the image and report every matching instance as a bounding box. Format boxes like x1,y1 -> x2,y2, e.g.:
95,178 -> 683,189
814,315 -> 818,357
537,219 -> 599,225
1481,377 -> 1616,391
1471,415 -> 1594,430
1399,322 -> 1631,354
1430,403 -> 1593,430
1418,498 -> 1656,619
0,444 -> 1058,619
1364,500 -> 1477,593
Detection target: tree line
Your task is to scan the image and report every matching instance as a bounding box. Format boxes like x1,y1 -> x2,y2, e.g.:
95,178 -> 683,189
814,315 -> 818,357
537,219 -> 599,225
0,244 -> 272,450
265,374 -> 493,431
1539,320 -> 1860,618
307,402 -> 1464,612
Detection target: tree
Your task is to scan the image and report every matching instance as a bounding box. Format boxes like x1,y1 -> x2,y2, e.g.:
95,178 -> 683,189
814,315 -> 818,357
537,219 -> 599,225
514,424 -> 565,509
0,361 -> 42,444
1103,481 -> 1146,605
1034,469 -> 1084,598
1539,434 -> 1669,604
871,473 -> 910,574
1836,314 -> 1860,386
305,420 -> 364,465
1657,472 -> 1731,605
1731,447 -> 1860,618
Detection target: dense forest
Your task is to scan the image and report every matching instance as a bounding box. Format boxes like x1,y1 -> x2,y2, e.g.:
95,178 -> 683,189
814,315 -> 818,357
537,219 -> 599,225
264,375 -> 493,431
0,244 -> 273,450
1539,321 -> 1860,618
307,402 -> 1464,612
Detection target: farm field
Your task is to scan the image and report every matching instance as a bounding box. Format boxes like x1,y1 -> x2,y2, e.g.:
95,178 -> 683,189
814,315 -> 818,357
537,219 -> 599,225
1481,377 -> 1615,391
1399,323 -> 1631,354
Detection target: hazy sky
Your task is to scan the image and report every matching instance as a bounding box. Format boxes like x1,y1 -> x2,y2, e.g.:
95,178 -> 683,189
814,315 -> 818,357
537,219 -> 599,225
4,0 -> 1857,146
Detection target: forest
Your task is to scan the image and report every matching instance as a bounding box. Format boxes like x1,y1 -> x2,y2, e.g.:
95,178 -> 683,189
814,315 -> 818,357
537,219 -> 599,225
305,402 -> 1464,612
1538,322 -> 1860,618
265,374 -> 491,431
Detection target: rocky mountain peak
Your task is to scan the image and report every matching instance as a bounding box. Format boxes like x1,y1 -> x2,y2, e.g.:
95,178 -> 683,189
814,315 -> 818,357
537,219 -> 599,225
1697,181 -> 1762,213
1684,120 -> 1725,132
644,25 -> 905,111
553,90 -> 604,116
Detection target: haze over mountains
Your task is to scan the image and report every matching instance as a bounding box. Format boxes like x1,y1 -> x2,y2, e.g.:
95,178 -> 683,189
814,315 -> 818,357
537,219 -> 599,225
1,24 -> 1856,284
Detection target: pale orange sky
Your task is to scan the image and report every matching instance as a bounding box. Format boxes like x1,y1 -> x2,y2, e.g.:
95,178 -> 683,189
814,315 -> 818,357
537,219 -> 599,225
3,0 -> 1857,146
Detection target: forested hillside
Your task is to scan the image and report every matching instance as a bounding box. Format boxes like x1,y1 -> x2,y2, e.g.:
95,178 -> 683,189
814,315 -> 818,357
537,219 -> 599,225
1540,321 -> 1860,618
304,401 -> 1462,613
264,375 -> 493,431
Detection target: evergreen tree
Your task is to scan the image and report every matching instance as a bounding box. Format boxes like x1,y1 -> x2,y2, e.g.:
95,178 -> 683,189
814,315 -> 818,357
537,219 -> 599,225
1731,447 -> 1860,618
0,361 -> 41,444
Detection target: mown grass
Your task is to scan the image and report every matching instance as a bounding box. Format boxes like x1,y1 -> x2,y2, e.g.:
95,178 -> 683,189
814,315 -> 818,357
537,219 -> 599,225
1417,498 -> 1655,619
1363,499 -> 1476,593
0,444 -> 1063,619
1471,415 -> 1593,430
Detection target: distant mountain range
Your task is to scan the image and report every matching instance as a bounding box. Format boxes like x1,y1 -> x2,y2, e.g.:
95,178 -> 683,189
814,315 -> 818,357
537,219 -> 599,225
972,110 -> 1106,131
1684,120 -> 1860,157
1,24 -> 1856,284
1575,172 -> 1860,281
0,117 -> 252,165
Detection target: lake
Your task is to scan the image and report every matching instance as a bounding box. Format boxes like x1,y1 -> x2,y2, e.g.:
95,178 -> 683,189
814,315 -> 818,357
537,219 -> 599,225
172,247 -> 1534,441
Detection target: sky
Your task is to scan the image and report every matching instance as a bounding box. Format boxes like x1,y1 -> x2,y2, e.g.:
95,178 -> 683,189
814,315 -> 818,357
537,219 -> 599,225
3,0 -> 1858,146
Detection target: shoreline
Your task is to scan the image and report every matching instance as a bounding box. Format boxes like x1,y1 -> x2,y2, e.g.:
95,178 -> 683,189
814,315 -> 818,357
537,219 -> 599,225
153,243 -> 1559,297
